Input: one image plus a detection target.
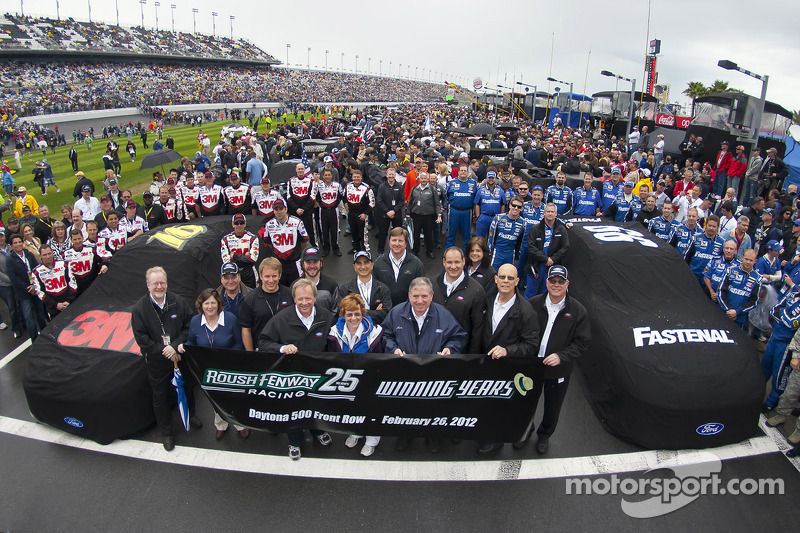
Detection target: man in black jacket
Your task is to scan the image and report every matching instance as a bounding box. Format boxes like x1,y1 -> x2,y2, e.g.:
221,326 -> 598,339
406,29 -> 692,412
374,167 -> 404,255
339,251 -> 392,323
523,265 -> 590,454
238,258 -> 293,351
758,147 -> 790,197
524,203 -> 570,298
477,263 -> 541,454
373,227 -> 424,305
432,247 -> 487,354
130,266 -> 200,451
258,278 -> 335,460
138,192 -> 168,229
7,234 -> 47,340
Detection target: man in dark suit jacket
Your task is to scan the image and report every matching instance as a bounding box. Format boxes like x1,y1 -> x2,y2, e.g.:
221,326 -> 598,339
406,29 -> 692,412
373,227 -> 424,305
7,234 -> 47,341
432,247 -> 487,354
524,265 -> 590,455
339,251 -> 393,323
477,263 -> 540,455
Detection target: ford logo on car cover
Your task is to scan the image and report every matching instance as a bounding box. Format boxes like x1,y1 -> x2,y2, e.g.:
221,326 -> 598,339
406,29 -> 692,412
64,417 -> 84,428
696,423 -> 724,435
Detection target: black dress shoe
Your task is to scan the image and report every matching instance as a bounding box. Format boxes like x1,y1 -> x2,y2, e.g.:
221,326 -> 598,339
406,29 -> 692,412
163,435 -> 175,451
321,250 -> 330,257
347,248 -> 357,254
425,437 -> 440,453
478,442 -> 504,455
396,437 -> 410,451
333,249 -> 342,256
426,251 -> 435,259
512,437 -> 530,450
536,437 -> 549,455
189,416 -> 203,429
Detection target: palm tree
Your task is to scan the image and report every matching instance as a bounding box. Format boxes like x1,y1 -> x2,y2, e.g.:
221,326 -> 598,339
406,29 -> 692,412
707,80 -> 731,94
793,109 -> 800,125
683,81 -> 708,116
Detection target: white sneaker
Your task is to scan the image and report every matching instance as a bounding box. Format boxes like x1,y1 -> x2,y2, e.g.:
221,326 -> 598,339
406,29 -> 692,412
360,444 -> 375,457
288,446 -> 301,460
0,322 -> 7,330
315,432 -> 332,446
56,188 -> 61,192
345,435 -> 360,448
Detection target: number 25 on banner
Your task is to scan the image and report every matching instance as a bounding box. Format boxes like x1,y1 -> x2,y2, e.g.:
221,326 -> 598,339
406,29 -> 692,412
319,368 -> 364,393
147,225 -> 207,250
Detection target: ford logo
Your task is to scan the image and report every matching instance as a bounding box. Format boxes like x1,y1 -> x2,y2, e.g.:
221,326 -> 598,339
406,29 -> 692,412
696,423 -> 724,435
64,417 -> 84,428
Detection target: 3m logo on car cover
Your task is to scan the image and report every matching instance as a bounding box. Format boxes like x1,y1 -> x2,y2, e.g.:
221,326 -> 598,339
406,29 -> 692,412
633,327 -> 735,347
57,310 -> 140,353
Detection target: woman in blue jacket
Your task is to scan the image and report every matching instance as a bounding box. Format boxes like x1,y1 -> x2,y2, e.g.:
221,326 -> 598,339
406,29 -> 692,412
179,288 -> 246,440
327,293 -> 383,457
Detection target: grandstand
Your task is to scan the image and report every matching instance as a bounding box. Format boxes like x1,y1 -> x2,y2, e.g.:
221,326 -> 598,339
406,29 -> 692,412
0,13 -> 277,64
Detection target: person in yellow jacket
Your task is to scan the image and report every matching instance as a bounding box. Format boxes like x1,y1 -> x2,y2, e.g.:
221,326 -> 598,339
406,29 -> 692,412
13,186 -> 39,218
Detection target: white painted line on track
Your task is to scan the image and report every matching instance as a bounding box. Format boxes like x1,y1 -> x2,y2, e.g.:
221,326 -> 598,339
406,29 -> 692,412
759,414 -> 800,474
0,339 -> 32,371
0,415 -> 781,482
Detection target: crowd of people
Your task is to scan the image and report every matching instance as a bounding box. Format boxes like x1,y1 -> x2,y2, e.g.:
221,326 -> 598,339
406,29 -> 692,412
0,61 -> 450,117
0,14 -> 274,62
2,102 -> 799,458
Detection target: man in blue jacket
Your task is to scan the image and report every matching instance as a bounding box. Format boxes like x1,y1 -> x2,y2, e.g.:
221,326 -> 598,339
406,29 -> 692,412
381,276 -> 467,453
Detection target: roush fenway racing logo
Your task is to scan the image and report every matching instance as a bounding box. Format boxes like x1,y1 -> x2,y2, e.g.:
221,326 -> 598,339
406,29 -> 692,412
57,310 -> 140,353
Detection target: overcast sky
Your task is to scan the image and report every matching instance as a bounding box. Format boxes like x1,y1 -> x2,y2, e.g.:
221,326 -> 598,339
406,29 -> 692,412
4,0 -> 798,114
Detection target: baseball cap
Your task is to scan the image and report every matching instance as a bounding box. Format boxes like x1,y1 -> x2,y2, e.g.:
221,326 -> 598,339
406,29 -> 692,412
611,167 -> 621,174
353,250 -> 372,263
143,191 -> 153,197
767,240 -> 782,252
22,205 -> 30,212
273,197 -> 286,208
108,178 -> 118,185
17,186 -> 26,192
75,171 -> 85,177
547,265 -> 569,281
100,195 -> 111,202
721,140 -> 729,145
231,213 -> 246,225
261,176 -> 270,184
792,218 -> 800,227
642,168 -> 651,177
736,145 -> 745,151
486,170 -> 497,179
221,262 -> 239,275
532,185 -> 543,192
82,184 -> 91,192
762,207 -> 774,215
324,155 -> 333,163
168,187 -> 176,194
302,247 -> 321,261
125,201 -> 137,209
624,180 -> 634,187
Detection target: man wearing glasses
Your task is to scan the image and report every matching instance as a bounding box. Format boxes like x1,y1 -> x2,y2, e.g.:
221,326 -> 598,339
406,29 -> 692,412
518,265 -> 590,455
487,197 -> 527,271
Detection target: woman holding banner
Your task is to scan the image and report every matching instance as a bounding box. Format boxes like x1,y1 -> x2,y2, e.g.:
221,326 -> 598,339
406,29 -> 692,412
326,293 -> 383,457
178,288 -> 247,441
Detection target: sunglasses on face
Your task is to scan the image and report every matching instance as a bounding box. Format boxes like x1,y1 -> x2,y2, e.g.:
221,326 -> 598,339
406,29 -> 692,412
547,277 -> 567,285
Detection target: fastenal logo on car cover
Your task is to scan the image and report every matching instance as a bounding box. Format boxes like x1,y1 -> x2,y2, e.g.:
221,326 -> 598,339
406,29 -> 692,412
632,327 -> 736,348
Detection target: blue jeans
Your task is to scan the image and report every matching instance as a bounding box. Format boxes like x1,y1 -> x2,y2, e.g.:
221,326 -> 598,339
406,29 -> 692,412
741,179 -> 759,207
713,171 -> 728,196
762,322 -> 795,407
524,267 -> 548,299
17,293 -> 47,341
0,284 -> 22,332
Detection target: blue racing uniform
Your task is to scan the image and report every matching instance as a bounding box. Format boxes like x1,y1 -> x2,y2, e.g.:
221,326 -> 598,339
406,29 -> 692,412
601,180 -> 622,211
517,202 -> 545,276
604,192 -> 639,222
686,232 -> 725,284
446,178 -> 478,248
669,224 -> 702,258
487,213 -> 526,271
704,256 -> 740,293
762,286 -> 800,407
474,184 -> 504,239
755,254 -> 782,289
649,216 -> 680,242
572,186 -> 602,216
717,265 -> 760,328
545,184 -> 573,215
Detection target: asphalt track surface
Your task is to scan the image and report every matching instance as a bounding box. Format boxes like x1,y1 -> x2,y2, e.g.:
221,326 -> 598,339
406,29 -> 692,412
1,225 -> 799,531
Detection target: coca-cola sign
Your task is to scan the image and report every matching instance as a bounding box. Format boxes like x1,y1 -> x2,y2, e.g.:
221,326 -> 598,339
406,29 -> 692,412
656,113 -> 675,127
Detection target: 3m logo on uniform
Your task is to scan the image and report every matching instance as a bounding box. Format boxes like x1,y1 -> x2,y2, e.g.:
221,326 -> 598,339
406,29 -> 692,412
58,310 -> 140,353
147,225 -> 207,250
633,327 -> 735,348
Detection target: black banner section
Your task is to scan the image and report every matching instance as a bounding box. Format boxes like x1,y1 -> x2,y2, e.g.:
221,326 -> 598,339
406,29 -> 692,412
562,219 -> 764,450
184,346 -> 542,442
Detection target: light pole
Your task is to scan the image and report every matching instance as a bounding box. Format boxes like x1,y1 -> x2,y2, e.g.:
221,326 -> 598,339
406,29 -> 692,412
601,70 -> 636,138
389,61 -> 392,77
368,57 -> 371,76
286,44 -> 291,72
192,8 -> 198,34
154,1 -> 159,32
547,76 -> 574,128
399,63 -> 402,78
379,59 -> 382,76
170,4 -> 176,32
307,47 -> 311,71
340,52 -> 344,73
211,11 -> 217,36
718,59 -> 769,144
19,0 -> 23,17
140,0 -> 146,28
87,0 -> 91,23
415,66 -> 418,80
517,81 -> 538,119
56,0 -> 61,20
355,55 -> 358,74
229,16 -> 235,40
325,49 -> 329,72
